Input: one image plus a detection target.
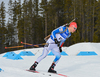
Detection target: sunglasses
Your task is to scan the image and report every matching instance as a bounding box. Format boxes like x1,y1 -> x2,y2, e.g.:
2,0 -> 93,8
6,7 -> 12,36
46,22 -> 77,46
74,27 -> 77,30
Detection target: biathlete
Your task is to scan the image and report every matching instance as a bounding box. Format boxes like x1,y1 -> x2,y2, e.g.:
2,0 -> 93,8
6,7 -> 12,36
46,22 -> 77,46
29,22 -> 77,73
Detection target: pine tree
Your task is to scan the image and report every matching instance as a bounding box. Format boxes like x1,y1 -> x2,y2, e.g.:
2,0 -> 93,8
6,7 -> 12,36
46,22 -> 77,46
27,0 -> 34,43
40,0 -> 48,37
93,0 -> 100,42
32,0 -> 45,44
16,0 -> 24,45
8,0 -> 13,23
6,0 -> 17,46
20,0 -> 28,44
12,0 -> 18,44
6,22 -> 15,46
0,1 -> 6,53
48,0 -> 65,27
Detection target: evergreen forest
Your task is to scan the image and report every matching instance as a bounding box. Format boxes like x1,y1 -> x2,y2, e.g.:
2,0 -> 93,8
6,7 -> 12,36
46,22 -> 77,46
0,0 -> 100,53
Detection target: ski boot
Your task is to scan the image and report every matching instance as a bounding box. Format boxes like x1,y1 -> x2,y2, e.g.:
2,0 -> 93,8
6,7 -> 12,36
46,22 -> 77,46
48,62 -> 57,73
30,61 -> 38,71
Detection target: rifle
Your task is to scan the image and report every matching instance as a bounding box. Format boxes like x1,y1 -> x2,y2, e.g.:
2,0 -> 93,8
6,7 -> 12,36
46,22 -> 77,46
44,18 -> 78,41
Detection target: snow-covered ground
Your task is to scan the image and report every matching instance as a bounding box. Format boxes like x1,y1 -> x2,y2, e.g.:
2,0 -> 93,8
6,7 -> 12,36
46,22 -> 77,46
0,42 -> 100,77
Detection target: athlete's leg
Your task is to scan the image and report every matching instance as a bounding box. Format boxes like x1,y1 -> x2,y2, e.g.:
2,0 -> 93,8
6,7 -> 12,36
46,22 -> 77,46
48,47 -> 61,73
36,46 -> 49,63
52,47 -> 61,64
30,38 -> 55,70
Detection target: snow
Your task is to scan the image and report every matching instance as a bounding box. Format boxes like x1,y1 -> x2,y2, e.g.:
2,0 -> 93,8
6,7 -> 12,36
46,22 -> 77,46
0,42 -> 100,77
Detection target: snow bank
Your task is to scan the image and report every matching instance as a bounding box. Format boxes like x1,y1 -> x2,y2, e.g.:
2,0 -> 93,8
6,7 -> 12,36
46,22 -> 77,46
65,42 -> 100,56
0,42 -> 100,77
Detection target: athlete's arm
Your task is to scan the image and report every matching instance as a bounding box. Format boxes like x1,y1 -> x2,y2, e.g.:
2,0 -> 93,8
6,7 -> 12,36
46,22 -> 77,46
51,26 -> 66,39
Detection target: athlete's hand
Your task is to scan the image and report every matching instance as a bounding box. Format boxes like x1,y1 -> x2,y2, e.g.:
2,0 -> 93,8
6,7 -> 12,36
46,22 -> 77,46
54,38 -> 60,46
59,47 -> 62,52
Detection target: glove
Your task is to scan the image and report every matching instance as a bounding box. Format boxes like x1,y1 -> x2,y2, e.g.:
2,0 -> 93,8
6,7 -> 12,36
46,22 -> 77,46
59,47 -> 62,52
54,38 -> 60,47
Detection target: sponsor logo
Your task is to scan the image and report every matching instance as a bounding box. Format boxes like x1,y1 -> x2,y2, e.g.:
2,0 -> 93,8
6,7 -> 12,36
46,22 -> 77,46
59,28 -> 63,32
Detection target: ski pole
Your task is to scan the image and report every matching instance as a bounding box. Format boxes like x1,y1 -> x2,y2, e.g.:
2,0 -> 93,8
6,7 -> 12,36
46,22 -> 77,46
21,41 -> 55,46
5,45 -> 24,49
5,42 -> 56,49
21,42 -> 46,46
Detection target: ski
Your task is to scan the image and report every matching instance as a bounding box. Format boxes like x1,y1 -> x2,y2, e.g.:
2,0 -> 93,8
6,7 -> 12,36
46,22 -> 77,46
26,70 -> 68,77
26,70 -> 52,76
57,73 -> 68,77
26,70 -> 39,73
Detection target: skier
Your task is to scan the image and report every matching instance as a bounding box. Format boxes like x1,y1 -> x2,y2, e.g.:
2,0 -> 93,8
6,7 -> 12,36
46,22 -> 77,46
29,22 -> 77,73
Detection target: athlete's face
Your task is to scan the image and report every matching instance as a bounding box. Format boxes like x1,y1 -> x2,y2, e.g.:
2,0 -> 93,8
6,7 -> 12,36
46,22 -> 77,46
72,27 -> 77,33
